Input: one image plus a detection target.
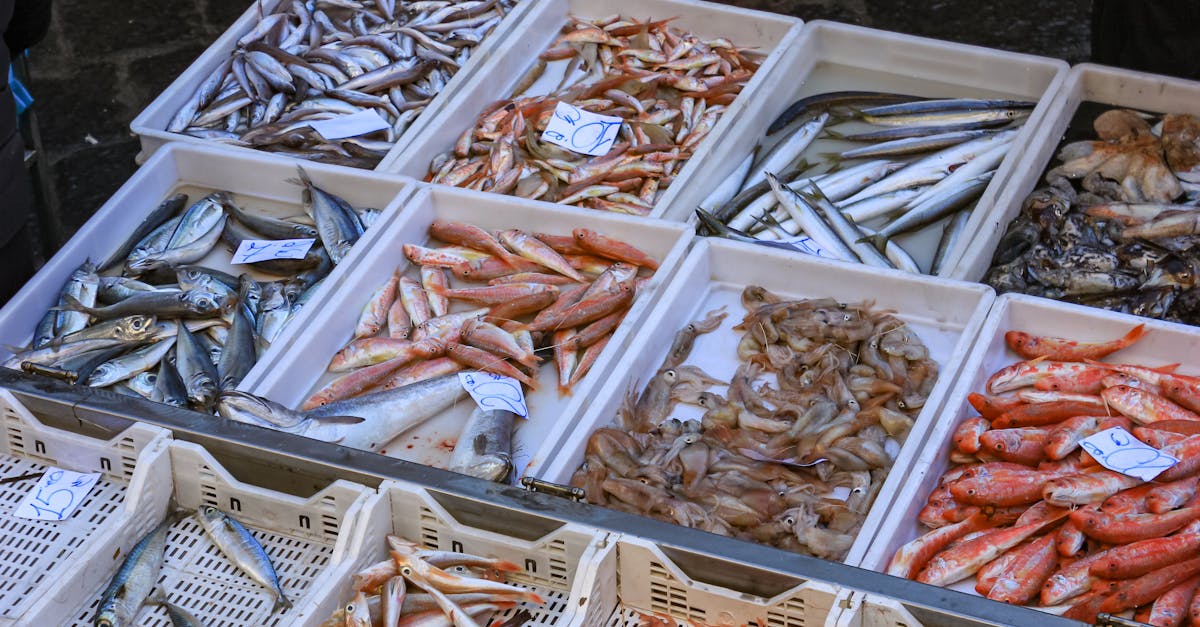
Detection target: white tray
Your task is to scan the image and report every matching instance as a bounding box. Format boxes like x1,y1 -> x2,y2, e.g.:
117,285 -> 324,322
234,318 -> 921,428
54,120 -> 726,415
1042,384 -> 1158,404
381,0 -> 801,217
567,534 -> 846,627
296,479 -> 609,626
663,20 -> 1068,276
61,439 -> 376,626
0,142 -> 413,393
859,292 -> 1200,609
535,238 -> 995,566
129,0 -> 534,169
251,185 -> 693,478
950,63 -> 1200,282
0,390 -> 171,626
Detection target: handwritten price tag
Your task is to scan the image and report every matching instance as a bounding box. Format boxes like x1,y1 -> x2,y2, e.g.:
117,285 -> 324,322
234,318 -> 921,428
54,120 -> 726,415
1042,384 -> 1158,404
13,467 -> 100,521
1080,427 -> 1179,481
232,238 -> 315,265
309,109 -> 391,140
540,101 -> 623,156
458,372 -> 529,418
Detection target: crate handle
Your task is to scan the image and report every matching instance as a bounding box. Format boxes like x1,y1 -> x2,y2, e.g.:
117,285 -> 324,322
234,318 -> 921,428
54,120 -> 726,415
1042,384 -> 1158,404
520,477 -> 584,501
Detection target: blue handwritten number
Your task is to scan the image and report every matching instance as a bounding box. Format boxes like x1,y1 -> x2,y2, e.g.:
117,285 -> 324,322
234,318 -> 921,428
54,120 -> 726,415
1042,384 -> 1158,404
28,471 -> 75,520
244,241 -> 273,263
570,120 -> 620,153
556,108 -> 580,125
1081,436 -> 1177,476
544,130 -> 566,142
471,380 -> 527,417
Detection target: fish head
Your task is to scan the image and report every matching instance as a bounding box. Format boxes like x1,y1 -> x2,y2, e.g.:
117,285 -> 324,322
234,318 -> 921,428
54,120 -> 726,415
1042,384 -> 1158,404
124,254 -> 163,276
118,315 -> 158,341
195,505 -> 227,531
345,591 -> 371,626
184,290 -> 223,315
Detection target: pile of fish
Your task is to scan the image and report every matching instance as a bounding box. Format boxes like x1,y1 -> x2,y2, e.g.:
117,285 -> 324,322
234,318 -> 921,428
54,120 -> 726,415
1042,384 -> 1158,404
217,223 -> 660,480
321,535 -> 543,627
423,14 -> 766,212
571,287 -> 935,559
94,506 -> 290,626
3,170 -> 372,412
698,91 -> 1035,274
985,108 -> 1200,323
888,324 -> 1200,622
167,0 -> 520,169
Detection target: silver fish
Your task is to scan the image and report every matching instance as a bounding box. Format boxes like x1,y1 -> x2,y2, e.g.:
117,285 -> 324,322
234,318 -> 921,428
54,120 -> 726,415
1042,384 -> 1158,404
55,259 -> 100,337
58,289 -> 224,321
305,373 -> 470,451
100,194 -> 189,271
741,113 -> 829,193
217,302 -> 256,391
94,517 -> 175,627
766,172 -> 856,262
149,590 -> 206,627
295,166 -> 360,264
87,338 -> 177,388
448,407 -> 514,482
195,506 -> 292,613
152,354 -> 190,408
174,320 -> 220,410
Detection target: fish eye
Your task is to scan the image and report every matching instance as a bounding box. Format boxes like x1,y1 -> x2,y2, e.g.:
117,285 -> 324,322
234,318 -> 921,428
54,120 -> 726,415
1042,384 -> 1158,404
401,567 -> 412,576
784,516 -> 795,525
346,604 -> 355,612
843,314 -> 852,321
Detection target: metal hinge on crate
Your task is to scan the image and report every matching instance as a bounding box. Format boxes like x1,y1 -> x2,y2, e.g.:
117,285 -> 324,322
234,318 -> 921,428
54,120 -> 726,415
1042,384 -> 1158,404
520,476 -> 584,501
1096,614 -> 1152,627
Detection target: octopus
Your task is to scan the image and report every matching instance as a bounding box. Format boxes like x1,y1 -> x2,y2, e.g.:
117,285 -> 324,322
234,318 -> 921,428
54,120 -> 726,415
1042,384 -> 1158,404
1046,108 -> 1182,203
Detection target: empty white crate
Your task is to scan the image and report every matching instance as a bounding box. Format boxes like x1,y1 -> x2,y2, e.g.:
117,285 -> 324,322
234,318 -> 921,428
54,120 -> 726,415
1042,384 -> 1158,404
129,0 -> 534,169
252,185 -> 693,478
0,142 -> 413,393
951,63 -> 1200,282
381,0 -> 801,217
568,534 -> 847,627
0,389 -> 171,626
297,479 -> 609,626
665,20 -> 1068,276
61,439 -> 377,626
860,292 -> 1200,611
535,238 -> 995,566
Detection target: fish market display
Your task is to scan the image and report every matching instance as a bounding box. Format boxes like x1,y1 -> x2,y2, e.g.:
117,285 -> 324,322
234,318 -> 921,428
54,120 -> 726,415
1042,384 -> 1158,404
93,507 -> 289,625
165,0 -> 521,169
571,287 -> 935,559
3,171 -> 373,412
888,323 -> 1200,621
985,107 -> 1200,323
220,221 -> 660,477
698,92 -> 1035,274
423,14 -> 766,212
320,534 -> 545,627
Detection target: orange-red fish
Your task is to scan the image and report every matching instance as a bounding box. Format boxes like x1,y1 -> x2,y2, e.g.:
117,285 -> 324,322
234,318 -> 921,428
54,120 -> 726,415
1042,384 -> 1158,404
1004,323 -> 1146,361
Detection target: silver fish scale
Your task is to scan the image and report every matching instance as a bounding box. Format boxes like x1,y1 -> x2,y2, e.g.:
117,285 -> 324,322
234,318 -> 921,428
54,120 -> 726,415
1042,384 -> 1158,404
171,0 -> 520,168
0,457 -> 125,621
65,515 -> 334,627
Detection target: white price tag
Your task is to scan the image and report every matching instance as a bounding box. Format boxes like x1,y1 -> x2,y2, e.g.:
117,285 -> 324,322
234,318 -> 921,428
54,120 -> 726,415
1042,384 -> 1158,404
540,101 -> 623,156
1080,427 -> 1179,481
770,235 -> 839,260
309,109 -> 391,140
14,467 -> 100,521
458,371 -> 529,418
232,238 -> 316,264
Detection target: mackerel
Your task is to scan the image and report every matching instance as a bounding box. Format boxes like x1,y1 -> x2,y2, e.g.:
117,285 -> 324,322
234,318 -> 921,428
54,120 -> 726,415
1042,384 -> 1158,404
196,506 -> 292,613
94,517 -> 175,627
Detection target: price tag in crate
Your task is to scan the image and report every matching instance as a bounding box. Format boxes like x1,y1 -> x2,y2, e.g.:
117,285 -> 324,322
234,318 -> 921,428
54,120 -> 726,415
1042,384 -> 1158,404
540,101 -> 622,156
309,109 -> 391,140
14,467 -> 100,521
458,372 -> 529,418
1080,426 -> 1178,481
232,238 -> 316,264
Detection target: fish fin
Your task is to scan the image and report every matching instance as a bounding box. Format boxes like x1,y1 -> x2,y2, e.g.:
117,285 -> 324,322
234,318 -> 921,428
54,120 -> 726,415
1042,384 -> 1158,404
855,233 -> 887,252
149,589 -> 167,605
311,414 -> 366,426
50,294 -> 87,313
273,593 -> 294,613
818,151 -> 845,164
1154,363 -> 1182,374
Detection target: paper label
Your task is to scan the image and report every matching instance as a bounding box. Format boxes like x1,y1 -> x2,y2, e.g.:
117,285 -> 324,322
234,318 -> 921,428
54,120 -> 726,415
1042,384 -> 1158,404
458,372 -> 529,418
540,101 -> 622,156
14,467 -> 100,521
309,109 -> 391,140
770,235 -> 839,259
232,238 -> 316,264
1080,427 -> 1179,481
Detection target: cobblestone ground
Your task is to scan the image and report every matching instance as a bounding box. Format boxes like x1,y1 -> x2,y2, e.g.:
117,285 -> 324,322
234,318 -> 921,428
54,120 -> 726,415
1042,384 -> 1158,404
23,0 -> 1091,254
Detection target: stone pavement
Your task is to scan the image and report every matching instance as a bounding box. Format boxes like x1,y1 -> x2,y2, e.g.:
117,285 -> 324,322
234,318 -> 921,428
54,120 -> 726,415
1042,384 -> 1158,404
22,0 -> 1091,256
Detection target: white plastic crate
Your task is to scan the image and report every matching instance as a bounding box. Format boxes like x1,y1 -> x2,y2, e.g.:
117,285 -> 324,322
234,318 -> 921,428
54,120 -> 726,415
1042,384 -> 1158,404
859,292 -> 1200,610
381,0 -> 801,217
834,594 -> 923,627
950,63 -> 1200,282
0,389 -> 172,626
0,142 -> 413,392
535,238 -> 995,566
663,20 -> 1068,276
251,185 -> 693,478
61,439 -> 377,626
129,0 -> 533,169
567,534 -> 847,627
296,479 -> 609,626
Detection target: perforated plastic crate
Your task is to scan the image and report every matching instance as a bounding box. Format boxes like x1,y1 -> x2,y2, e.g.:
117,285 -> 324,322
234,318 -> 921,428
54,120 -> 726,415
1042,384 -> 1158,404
61,440 -> 376,626
0,389 -> 172,626
834,593 -> 923,627
568,535 -> 846,627
297,479 -> 608,626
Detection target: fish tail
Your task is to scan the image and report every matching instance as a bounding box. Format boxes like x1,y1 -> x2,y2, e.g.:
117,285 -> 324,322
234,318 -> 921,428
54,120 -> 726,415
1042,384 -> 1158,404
855,233 -> 887,252
821,127 -> 846,140
273,592 -> 294,613
1120,323 -> 1148,348
522,590 -> 547,605
491,559 -> 522,572
818,151 -> 844,164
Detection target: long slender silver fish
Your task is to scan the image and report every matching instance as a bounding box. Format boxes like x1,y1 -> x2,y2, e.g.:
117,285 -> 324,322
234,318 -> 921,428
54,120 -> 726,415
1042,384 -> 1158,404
195,506 -> 292,613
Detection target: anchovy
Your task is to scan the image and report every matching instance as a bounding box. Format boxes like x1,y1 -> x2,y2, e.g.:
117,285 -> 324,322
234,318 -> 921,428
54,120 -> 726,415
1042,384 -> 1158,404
195,506 -> 292,613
